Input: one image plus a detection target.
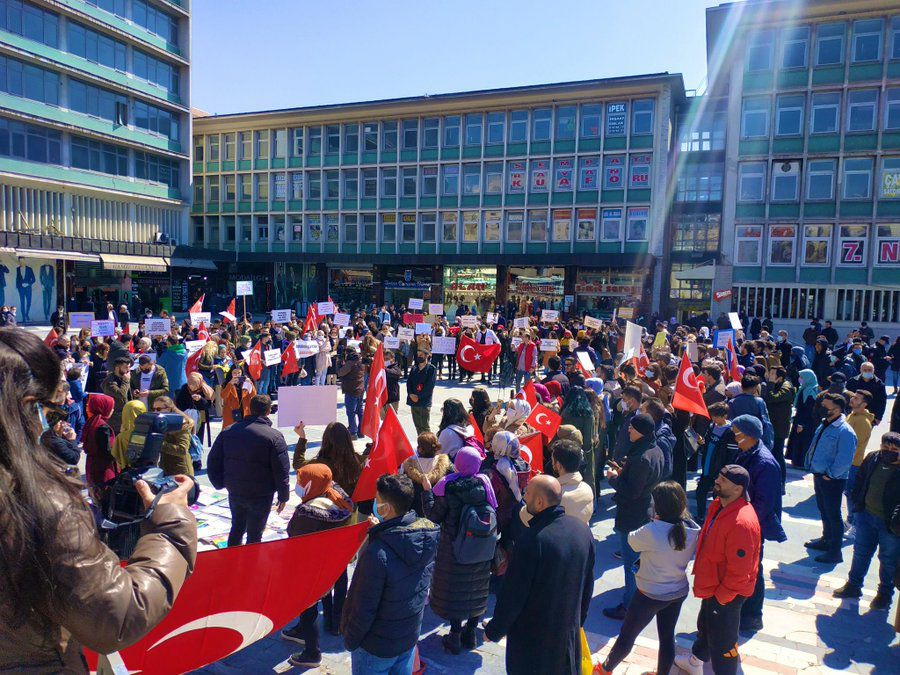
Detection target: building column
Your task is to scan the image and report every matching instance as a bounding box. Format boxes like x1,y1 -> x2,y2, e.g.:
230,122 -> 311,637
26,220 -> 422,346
496,265 -> 509,310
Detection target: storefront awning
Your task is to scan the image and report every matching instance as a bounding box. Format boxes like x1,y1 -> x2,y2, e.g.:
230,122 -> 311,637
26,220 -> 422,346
170,257 -> 217,271
100,253 -> 169,273
12,248 -> 101,263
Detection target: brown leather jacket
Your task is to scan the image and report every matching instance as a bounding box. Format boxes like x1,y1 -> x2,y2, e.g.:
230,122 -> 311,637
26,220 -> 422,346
0,475 -> 197,673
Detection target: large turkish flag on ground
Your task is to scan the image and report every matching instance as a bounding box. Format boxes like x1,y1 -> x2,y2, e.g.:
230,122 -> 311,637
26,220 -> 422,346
84,523 -> 369,675
525,403 -> 562,439
352,406 -> 414,502
519,432 -> 545,472
360,343 -> 386,440
456,335 -> 501,374
672,351 -> 710,418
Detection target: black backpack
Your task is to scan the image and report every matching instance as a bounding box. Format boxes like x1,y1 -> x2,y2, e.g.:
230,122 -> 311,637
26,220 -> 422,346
452,501 -> 499,565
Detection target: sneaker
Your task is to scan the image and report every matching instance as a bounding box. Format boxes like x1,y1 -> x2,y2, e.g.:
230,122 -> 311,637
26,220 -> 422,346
833,583 -> 862,599
602,603 -> 627,620
815,552 -> 842,564
280,625 -> 305,645
804,538 -> 828,550
674,652 -> 704,675
288,650 -> 321,667
869,592 -> 892,611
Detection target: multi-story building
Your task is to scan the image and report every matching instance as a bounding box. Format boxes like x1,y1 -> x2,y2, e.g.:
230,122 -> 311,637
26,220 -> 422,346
0,0 -> 190,323
190,74 -> 685,318
696,0 -> 900,334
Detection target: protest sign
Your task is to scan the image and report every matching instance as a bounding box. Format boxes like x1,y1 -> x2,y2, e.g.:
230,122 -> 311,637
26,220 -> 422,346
190,312 -> 211,327
432,336 -> 456,354
91,320 -> 115,337
263,348 -> 282,366
617,307 -> 635,319
402,313 -> 424,325
511,337 -> 522,349
295,339 -> 320,357
622,321 -> 643,360
576,351 -> 594,374
276,385 -> 339,426
713,329 -> 735,350
540,309 -> 559,322
408,298 -> 424,310
583,315 -> 602,329
236,280 -> 253,296
539,339 -> 560,352
271,309 -> 291,324
145,318 -> 170,336
686,341 -> 699,362
513,317 -> 529,329
428,303 -> 444,316
185,339 -> 206,354
728,312 -> 743,330
459,315 -> 478,328
69,312 -> 95,329
398,327 -> 415,341
384,336 -> 400,349
415,323 -> 433,335
317,301 -> 335,316
333,312 -> 350,327
485,311 -> 497,325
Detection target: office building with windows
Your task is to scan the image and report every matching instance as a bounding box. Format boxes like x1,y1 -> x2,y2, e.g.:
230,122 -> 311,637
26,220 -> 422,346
0,0 -> 190,322
190,74 -> 684,318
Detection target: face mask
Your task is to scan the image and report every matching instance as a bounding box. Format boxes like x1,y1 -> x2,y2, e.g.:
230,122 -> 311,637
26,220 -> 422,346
294,482 -> 307,499
861,372 -> 874,380
777,335 -> 785,343
646,371 -> 656,379
371,498 -> 384,523
853,349 -> 862,356
416,356 -> 426,364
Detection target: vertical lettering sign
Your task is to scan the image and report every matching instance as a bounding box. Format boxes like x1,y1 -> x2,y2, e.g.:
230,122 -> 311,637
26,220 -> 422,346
629,154 -> 652,188
531,160 -> 549,192
879,239 -> 900,264
579,157 -> 599,190
554,158 -> 574,191
604,156 -> 624,189
606,102 -> 627,136
508,161 -> 526,193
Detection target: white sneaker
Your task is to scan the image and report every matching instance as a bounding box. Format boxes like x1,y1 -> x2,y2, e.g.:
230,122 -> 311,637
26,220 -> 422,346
674,652 -> 704,674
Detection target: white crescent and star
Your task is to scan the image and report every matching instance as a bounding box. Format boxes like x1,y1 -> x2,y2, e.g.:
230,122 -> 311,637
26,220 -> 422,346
520,447 -> 533,463
459,344 -> 476,363
535,412 -> 550,426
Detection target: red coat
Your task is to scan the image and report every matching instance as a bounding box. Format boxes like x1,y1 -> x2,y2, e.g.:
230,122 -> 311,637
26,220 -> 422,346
692,497 -> 760,604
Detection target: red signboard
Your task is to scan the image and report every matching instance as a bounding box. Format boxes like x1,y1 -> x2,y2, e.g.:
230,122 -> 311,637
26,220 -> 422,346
713,289 -> 733,301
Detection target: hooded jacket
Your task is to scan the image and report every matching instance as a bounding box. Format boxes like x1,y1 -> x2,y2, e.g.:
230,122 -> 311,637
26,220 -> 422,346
286,485 -> 353,537
692,497 -> 761,605
341,511 -> 439,658
157,343 -> 188,396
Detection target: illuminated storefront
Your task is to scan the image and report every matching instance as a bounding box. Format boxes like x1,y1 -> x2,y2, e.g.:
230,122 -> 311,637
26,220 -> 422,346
508,266 -> 565,312
443,266 -> 498,318
575,268 -> 648,317
328,267 -> 374,310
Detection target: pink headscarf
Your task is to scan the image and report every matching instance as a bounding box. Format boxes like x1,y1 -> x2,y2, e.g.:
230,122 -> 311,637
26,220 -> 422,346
532,382 -> 551,403
432,446 -> 497,507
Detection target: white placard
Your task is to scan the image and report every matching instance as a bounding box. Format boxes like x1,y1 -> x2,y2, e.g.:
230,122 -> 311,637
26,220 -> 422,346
728,312 -> 743,330
398,327 -> 415,341
513,317 -> 529,329
539,339 -> 560,352
276,385 -> 339,427
236,280 -> 253,296
415,323 -> 433,335
583,315 -> 602,329
485,311 -> 497,325
317,301 -> 335,316
540,309 -> 559,322
432,336 -> 457,354
271,309 -> 291,324
408,298 -> 424,310
185,339 -> 207,354
190,312 -> 211,327
263,348 -> 282,366
333,312 -> 350,327
384,336 -> 400,350
714,329 -> 735,350
576,351 -> 594,374
240,349 -> 252,363
428,303 -> 444,316
459,315 -> 478,328
511,337 -> 522,349
622,321 -> 643,360
295,339 -> 320,357
145,318 -> 170,336
69,312 -> 95,329
686,341 -> 699,362
90,320 -> 115,337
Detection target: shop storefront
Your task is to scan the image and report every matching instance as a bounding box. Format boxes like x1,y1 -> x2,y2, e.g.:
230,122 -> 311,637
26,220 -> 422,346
668,262 -> 713,322
226,263 -> 273,315
443,266 -> 498,319
328,267 -> 374,311
274,262 -> 320,314
574,268 -> 649,318
507,266 -> 565,313
71,256 -> 170,316
380,266 -> 440,310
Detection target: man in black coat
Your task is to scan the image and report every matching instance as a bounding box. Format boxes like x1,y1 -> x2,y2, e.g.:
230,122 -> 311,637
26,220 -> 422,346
484,475 -> 595,675
208,394 -> 290,546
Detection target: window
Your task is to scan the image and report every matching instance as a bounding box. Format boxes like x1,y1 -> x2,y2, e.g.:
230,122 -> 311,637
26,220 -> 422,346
326,215 -> 338,242
343,169 -> 358,199
255,130 -> 269,159
1,0 -> 58,47
325,125 -> 340,153
880,157 -> 900,199
603,155 -> 625,189
69,79 -> 126,124
852,19 -> 883,62
843,157 -> 873,199
238,173 -> 252,200
381,168 -> 396,197
0,118 -> 61,164
193,136 -> 204,162
486,112 -> 505,145
344,124 -> 359,153
307,127 -> 321,155
257,216 -> 269,242
363,123 -> 378,151
838,224 -> 868,265
631,99 -> 654,135
532,108 -> 551,141
306,215 -> 321,243
556,106 -> 576,140
255,173 -> 268,200
463,164 -> 481,195
441,212 -> 458,242
381,214 -> 395,242
133,100 -> 179,140
771,160 -> 800,201
443,116 -> 460,147
484,162 -> 503,193
678,110 -> 727,151
306,171 -> 321,199
578,156 -> 599,190
847,89 -> 878,131
135,152 -> 180,188
402,119 -> 418,150
601,208 -> 622,241
816,22 -> 845,65
676,162 -> 723,201
746,30 -> 774,71
71,136 -> 127,176
325,170 -> 339,198
806,159 -> 836,200
810,91 -> 840,133
422,118 -> 439,148
132,0 -> 177,44
876,224 -> 900,265
363,214 -> 376,242
626,207 -> 648,241
224,175 -> 236,200
289,172 -> 302,200
272,173 -> 286,201
580,104 -> 601,138
552,210 -> 571,241
606,102 -> 627,136
290,128 -> 303,157
362,168 -> 377,198
463,212 -> 478,242
885,89 -> 900,129
223,133 -> 235,161
507,161 -> 526,193
0,55 -> 59,106
768,225 -> 797,265
401,167 -> 417,197
734,225 -> 763,264
464,114 -> 482,146
506,212 -> 524,242
775,94 -> 805,136
781,25 -> 809,68
803,224 -> 832,265
509,110 -> 528,143
68,22 -> 126,71
671,213 -> 721,253
738,162 -> 766,202
528,210 -> 548,242
553,158 -> 574,192
530,160 -> 549,193
344,215 -> 357,243
741,97 -> 770,138
628,154 -> 652,189
401,214 -> 416,242
192,182 -> 203,205
207,135 -> 220,162
133,49 -> 178,93
272,129 -> 287,158
239,131 -> 252,160
421,166 -> 437,196
442,165 -> 459,195
485,211 -> 501,241
382,121 -> 397,151
893,17 -> 900,59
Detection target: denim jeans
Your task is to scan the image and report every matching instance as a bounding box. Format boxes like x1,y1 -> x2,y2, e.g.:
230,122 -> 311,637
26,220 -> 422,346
889,369 -> 900,390
514,369 -> 532,392
257,368 -> 271,398
844,465 -> 859,524
227,494 -> 272,547
813,474 -> 847,555
848,509 -> 900,595
617,528 -> 640,608
351,646 -> 415,675
345,394 -> 363,435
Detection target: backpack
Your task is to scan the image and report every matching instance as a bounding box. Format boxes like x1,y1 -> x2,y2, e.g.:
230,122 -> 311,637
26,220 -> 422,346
188,433 -> 204,463
452,501 -> 499,565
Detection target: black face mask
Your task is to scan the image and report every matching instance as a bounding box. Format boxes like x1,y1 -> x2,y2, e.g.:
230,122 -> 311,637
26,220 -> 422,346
416,356 -> 426,364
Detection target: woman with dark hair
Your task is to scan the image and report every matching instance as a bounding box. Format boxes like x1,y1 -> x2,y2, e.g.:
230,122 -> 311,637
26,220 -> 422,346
315,421 -> 364,499
560,386 -> 597,493
468,387 -> 492,435
221,365 -> 255,430
0,328 -> 196,671
438,397 -> 476,460
596,481 -> 700,675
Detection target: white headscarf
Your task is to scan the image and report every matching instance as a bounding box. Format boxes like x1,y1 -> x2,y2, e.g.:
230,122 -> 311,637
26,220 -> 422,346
504,399 -> 531,426
491,430 -> 523,501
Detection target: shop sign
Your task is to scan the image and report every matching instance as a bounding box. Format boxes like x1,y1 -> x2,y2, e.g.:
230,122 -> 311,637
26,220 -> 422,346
508,162 -> 526,193
606,102 -> 627,135
555,159 -> 574,192
882,169 -> 900,198
530,160 -> 549,192
510,276 -> 564,296
713,289 -> 733,301
329,269 -> 372,288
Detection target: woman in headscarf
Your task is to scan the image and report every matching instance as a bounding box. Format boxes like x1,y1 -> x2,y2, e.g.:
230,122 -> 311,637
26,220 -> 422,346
429,446 -> 498,655
82,393 -> 118,489
149,396 -> 195,477
111,399 -> 147,470
545,378 -> 565,404
485,431 -> 530,542
787,345 -> 811,388
787,369 -> 819,468
532,381 -> 551,404
560,385 -> 597,493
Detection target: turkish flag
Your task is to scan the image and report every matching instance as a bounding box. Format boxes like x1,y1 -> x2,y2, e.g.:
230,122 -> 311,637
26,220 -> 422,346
726,339 -> 741,383
197,321 -> 210,341
84,523 -> 369,675
247,341 -> 263,381
44,327 -> 59,348
456,335 -> 501,374
220,298 -> 236,324
517,380 -> 538,408
352,406 -> 414,502
525,403 -> 562,439
185,340 -> 208,378
188,294 -> 205,314
281,343 -> 299,378
360,343 -> 386,440
303,305 -> 318,334
469,413 -> 484,445
632,345 -> 650,377
520,432 -> 544,472
672,352 -> 710,418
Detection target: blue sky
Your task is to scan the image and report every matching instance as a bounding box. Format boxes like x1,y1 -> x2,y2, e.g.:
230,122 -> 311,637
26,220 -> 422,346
191,0 -> 724,115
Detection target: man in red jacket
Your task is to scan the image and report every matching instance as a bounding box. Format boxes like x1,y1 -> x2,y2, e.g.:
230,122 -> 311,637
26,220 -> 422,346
676,464 -> 761,675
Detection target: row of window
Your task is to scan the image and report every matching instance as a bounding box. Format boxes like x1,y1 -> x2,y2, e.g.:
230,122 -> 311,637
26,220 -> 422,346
0,54 -> 181,140
0,0 -> 180,95
733,222 -> 899,267
0,117 -> 180,187
741,88 -> 900,139
744,17 -> 900,72
738,156 -> 900,202
85,0 -> 178,45
194,207 -> 652,245
733,285 -> 899,324
193,155 -> 652,204
194,100 -> 656,162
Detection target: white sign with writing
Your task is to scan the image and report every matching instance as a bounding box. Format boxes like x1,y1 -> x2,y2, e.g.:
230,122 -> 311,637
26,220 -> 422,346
264,348 -> 282,366
728,312 -> 743,330
333,312 -> 351,327
317,301 -> 335,316
145,318 -> 170,336
398,327 -> 415,341
277,385 -> 338,427
485,312 -> 497,325
415,323 -> 433,335
513,317 -> 529,329
271,309 -> 291,324
190,312 -> 211,327
185,339 -> 207,354
236,280 -> 253,296
90,320 -> 115,337
583,315 -> 602,329
295,340 -> 320,357
577,351 -> 594,373
69,312 -> 95,329
384,336 -> 400,350
432,336 -> 457,354
539,339 -> 560,352
540,309 -> 559,322
408,298 -> 424,310
511,337 -> 522,349
428,303 -> 444,316
459,315 -> 479,328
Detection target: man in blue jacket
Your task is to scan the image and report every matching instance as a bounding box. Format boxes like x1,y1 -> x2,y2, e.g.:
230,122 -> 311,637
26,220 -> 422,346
805,392 -> 858,564
730,414 -> 787,634
341,473 -> 439,673
728,374 -> 775,450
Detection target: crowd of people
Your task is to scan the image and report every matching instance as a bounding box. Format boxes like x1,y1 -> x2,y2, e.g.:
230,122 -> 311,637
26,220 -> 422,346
2,299 -> 899,674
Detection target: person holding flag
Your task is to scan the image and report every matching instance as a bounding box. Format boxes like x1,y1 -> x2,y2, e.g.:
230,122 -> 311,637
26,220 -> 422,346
359,344 -> 387,440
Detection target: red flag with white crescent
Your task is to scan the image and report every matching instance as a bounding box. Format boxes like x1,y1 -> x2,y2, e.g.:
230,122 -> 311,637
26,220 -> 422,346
517,380 -> 538,408
672,351 -> 710,418
188,294 -> 205,315
303,305 -> 318,334
185,340 -> 208,378
84,523 -> 369,675
197,322 -> 210,341
726,339 -> 742,383
360,343 -> 386,440
455,335 -> 501,374
632,345 -> 650,377
44,327 -> 59,348
353,406 -> 414,502
247,341 -> 263,381
519,432 -> 544,473
281,343 -> 299,378
220,298 -> 236,324
524,403 -> 562,439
